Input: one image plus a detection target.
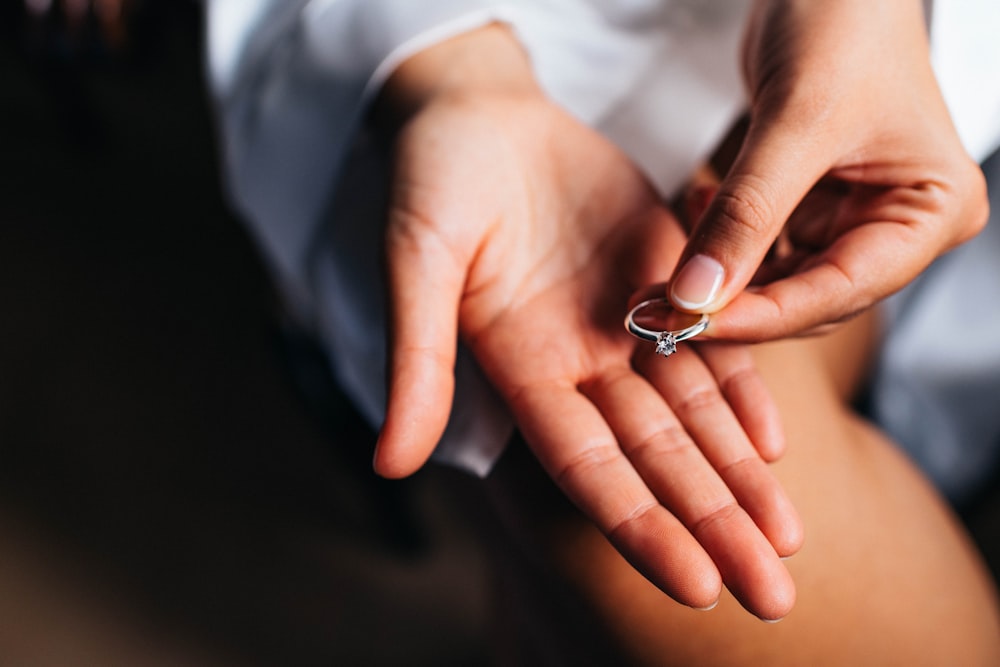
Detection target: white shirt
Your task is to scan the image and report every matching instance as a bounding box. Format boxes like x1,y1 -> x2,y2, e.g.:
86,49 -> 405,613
204,0 -> 1000,496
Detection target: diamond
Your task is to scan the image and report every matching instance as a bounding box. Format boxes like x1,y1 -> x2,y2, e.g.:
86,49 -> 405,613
655,332 -> 677,357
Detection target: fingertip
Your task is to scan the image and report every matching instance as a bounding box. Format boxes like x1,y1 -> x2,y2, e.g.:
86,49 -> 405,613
743,467 -> 804,558
608,509 -> 723,612
372,433 -> 417,479
698,342 -> 786,461
698,513 -> 797,621
751,424 -> 787,465
674,132 -> 832,323
771,511 -> 805,559
659,551 -> 724,612
744,371 -> 787,462
756,580 -> 796,623
753,413 -> 787,463
741,561 -> 797,623
375,355 -> 455,479
669,254 -> 725,313
677,573 -> 725,613
372,412 -> 443,478
693,598 -> 720,612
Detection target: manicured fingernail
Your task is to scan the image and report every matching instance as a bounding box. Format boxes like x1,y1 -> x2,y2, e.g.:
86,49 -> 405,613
694,599 -> 719,612
671,254 -> 724,310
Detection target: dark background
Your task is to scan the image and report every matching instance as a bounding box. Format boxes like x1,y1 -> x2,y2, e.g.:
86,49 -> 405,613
0,3 -> 997,665
0,3 -> 488,665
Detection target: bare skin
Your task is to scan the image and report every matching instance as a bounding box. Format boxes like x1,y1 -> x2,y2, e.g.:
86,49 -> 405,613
477,315 -> 1000,665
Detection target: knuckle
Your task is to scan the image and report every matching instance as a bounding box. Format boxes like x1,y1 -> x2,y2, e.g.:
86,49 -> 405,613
931,159 -> 990,248
673,385 -> 726,418
606,500 -> 660,538
709,177 -> 778,245
960,163 -> 990,241
716,455 -> 759,480
553,443 -> 620,490
628,424 -> 692,462
690,501 -> 744,540
714,361 -> 761,398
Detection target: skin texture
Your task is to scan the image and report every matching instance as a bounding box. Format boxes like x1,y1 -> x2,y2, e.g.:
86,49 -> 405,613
473,314 -> 1000,665
372,25 -> 802,620
670,0 -> 989,339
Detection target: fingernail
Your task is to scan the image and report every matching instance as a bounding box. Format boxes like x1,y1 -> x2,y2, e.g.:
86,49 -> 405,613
693,599 -> 719,612
671,254 -> 724,311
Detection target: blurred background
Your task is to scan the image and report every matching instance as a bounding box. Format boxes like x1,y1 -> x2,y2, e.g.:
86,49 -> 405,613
0,2 -> 490,665
0,2 -> 998,665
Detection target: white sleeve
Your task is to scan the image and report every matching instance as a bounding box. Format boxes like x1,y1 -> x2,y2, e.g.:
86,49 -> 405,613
869,0 -> 1000,500
205,1 -> 542,476
204,0 -> 752,477
929,0 -> 1000,162
205,0 -> 523,311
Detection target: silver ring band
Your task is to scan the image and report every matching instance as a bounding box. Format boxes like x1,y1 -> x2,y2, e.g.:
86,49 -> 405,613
625,297 -> 709,358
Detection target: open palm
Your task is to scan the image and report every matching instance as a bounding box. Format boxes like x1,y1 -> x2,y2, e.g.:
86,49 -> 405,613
375,92 -> 801,620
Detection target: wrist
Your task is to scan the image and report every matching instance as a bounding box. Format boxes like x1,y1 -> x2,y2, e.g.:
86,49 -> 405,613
374,23 -> 540,127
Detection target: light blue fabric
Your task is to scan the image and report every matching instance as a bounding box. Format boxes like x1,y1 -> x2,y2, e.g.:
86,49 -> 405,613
872,149 -> 1000,502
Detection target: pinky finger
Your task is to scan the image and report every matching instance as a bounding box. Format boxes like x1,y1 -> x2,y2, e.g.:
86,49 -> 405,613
697,342 -> 786,463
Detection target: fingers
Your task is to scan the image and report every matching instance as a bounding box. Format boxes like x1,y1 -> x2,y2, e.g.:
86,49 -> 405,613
695,343 -> 786,464
374,220 -> 465,478
670,130 -> 988,340
703,215 -> 947,340
627,286 -> 786,463
581,362 -> 797,621
669,121 -> 830,314
636,346 -> 802,559
509,382 -> 724,612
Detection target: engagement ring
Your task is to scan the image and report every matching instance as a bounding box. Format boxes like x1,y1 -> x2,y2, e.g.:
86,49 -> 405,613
625,297 -> 709,358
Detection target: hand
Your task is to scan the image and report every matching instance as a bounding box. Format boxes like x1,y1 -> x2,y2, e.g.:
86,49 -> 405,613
668,0 -> 988,339
372,26 -> 802,620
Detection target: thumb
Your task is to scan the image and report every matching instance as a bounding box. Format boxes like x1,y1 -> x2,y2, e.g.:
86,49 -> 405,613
669,121 -> 831,314
374,223 -> 464,479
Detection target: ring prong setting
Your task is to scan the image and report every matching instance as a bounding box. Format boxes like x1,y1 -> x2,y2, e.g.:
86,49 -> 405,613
655,332 -> 677,357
